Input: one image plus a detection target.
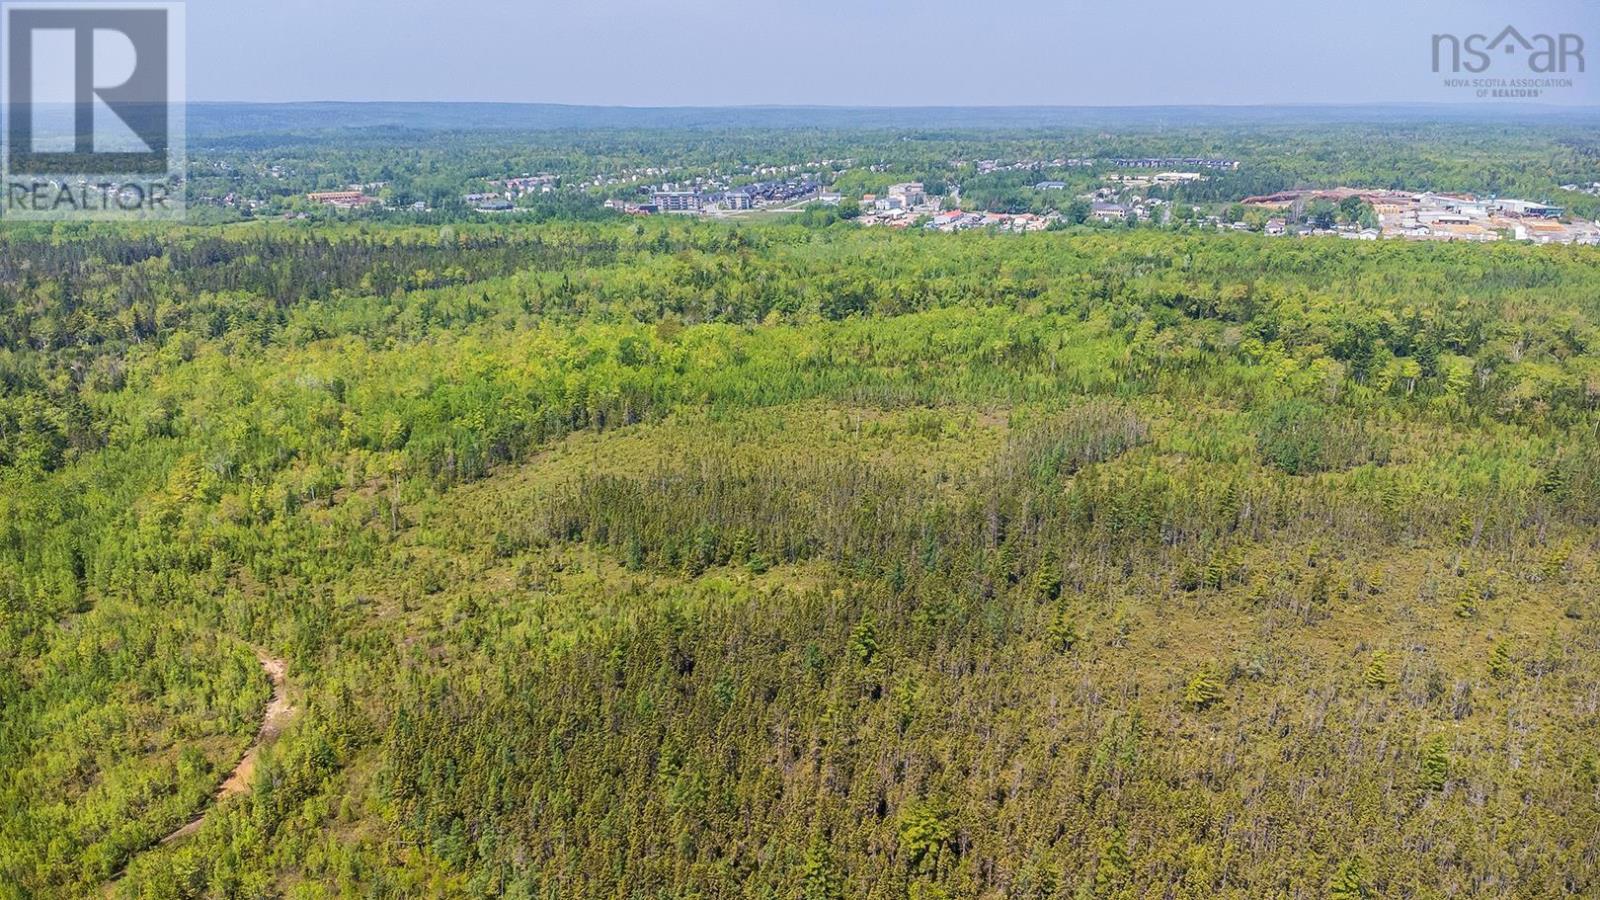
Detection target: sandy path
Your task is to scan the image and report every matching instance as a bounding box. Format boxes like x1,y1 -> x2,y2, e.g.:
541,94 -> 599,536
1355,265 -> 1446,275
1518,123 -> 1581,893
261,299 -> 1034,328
159,650 -> 294,844
104,650 -> 295,893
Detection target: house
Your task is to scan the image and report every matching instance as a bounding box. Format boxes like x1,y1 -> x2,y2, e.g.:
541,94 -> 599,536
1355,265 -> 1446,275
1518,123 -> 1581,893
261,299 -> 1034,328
1264,218 -> 1287,236
1035,181 -> 1069,191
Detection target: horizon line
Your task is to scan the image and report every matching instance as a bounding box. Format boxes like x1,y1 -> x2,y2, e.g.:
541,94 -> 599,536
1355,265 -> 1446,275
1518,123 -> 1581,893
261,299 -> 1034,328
184,99 -> 1600,111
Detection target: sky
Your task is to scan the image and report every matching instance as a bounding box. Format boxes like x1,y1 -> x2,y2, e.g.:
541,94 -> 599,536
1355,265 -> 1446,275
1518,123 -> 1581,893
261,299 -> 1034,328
189,0 -> 1598,106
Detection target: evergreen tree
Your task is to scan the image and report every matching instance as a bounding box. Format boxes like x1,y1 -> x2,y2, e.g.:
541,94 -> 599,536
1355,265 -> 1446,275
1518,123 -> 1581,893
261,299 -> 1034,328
1328,857 -> 1370,899
1421,736 -> 1451,792
1184,668 -> 1223,710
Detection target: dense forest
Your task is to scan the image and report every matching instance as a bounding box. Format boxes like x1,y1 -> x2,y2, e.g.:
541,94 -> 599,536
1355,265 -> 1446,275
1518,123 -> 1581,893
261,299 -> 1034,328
2,218 -> 1599,898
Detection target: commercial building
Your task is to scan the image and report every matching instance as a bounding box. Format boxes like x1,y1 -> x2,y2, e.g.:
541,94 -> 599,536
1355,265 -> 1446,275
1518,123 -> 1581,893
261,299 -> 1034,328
1495,199 -> 1563,218
886,182 -> 927,207
653,191 -> 702,212
1091,202 -> 1130,222
307,190 -> 379,209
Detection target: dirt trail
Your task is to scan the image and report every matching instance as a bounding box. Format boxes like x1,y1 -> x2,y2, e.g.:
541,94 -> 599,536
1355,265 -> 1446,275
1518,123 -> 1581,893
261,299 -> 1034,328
161,650 -> 294,844
104,650 -> 294,893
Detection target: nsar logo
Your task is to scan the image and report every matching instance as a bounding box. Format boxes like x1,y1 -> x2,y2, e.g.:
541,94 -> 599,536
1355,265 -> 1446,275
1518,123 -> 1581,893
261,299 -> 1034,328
1432,26 -> 1585,74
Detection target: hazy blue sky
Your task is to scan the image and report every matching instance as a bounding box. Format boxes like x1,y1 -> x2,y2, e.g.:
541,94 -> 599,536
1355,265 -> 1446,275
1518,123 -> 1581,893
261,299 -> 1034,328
192,0 -> 1597,105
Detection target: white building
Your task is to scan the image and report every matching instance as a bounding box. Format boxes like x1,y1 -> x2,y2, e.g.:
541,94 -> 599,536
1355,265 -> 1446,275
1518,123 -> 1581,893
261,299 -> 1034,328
886,182 -> 928,207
